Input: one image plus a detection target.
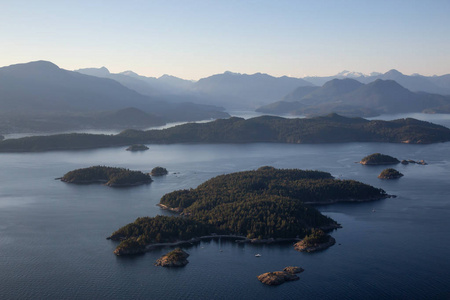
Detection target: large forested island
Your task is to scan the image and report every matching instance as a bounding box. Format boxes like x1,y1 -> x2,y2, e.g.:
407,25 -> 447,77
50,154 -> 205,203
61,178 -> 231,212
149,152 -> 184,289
108,167 -> 388,255
1,114 -> 449,152
61,166 -> 152,187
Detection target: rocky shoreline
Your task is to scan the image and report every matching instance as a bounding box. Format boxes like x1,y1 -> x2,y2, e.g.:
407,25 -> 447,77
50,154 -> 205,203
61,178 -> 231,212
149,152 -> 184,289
294,236 -> 336,253
303,194 -> 392,205
61,178 -> 152,187
110,225 -> 341,256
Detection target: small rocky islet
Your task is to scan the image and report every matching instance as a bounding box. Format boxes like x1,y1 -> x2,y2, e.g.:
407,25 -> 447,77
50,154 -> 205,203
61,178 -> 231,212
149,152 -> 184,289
257,266 -> 305,286
378,168 -> 404,179
155,248 -> 189,267
401,159 -> 427,165
150,166 -> 168,176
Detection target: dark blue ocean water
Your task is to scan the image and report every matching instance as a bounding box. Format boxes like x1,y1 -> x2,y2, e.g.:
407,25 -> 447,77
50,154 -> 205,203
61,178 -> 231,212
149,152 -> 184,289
0,113 -> 449,299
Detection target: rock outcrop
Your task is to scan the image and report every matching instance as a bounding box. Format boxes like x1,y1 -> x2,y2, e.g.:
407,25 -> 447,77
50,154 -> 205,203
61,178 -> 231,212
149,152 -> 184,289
294,236 -> 336,252
155,248 -> 189,267
294,229 -> 336,253
283,266 -> 305,274
257,271 -> 300,286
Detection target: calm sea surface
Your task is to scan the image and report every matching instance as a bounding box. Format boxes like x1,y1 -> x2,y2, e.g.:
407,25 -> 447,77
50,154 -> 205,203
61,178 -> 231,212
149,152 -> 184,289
0,114 -> 449,299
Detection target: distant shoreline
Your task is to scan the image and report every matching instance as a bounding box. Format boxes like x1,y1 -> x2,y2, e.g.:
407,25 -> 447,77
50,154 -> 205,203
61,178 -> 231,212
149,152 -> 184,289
1,114 -> 449,152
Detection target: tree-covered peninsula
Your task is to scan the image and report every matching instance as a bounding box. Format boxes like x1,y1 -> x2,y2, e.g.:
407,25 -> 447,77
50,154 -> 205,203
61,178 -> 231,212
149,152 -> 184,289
108,167 -> 388,255
1,114 -> 449,152
294,229 -> 336,252
61,166 -> 152,187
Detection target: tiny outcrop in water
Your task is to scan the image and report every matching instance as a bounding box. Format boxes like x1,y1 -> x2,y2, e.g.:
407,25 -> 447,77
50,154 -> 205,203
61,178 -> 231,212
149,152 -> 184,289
294,229 -> 336,252
126,144 -> 149,151
257,270 -> 301,286
378,168 -> 404,179
360,153 -> 400,165
150,166 -> 168,176
61,166 -> 152,187
283,266 -> 305,274
155,248 -> 189,267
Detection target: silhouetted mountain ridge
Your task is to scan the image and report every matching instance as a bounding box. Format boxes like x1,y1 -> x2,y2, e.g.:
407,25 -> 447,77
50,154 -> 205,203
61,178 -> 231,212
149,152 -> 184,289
305,69 -> 450,95
0,61 -> 228,134
257,78 -> 450,117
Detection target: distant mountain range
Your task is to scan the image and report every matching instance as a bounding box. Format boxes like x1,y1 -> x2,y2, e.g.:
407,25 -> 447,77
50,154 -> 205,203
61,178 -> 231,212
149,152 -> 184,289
1,60 -> 450,134
191,71 -> 313,109
0,61 -> 228,134
304,69 -> 450,95
257,78 -> 450,117
76,68 -> 313,109
76,66 -> 450,112
76,67 -> 196,98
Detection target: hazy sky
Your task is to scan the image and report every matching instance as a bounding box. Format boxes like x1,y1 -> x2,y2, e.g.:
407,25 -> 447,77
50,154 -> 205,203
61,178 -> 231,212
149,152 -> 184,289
1,0 -> 449,79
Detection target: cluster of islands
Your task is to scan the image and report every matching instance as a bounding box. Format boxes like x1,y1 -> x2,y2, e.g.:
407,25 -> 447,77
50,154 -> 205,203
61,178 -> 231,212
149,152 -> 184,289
359,153 -> 427,179
58,153 -> 425,286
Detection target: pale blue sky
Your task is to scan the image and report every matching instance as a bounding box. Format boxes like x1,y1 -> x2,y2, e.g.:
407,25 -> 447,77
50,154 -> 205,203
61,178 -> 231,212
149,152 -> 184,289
1,0 -> 449,79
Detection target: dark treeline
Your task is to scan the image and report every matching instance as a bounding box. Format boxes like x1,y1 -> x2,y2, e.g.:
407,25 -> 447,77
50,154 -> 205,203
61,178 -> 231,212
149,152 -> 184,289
110,216 -> 215,245
1,114 -> 449,152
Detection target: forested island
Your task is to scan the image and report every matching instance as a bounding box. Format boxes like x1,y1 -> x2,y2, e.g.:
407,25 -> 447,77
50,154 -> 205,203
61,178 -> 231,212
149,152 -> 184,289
61,166 -> 152,187
360,153 -> 400,165
378,168 -> 404,179
1,114 -> 450,152
126,144 -> 149,151
150,167 -> 168,176
108,167 -> 388,255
